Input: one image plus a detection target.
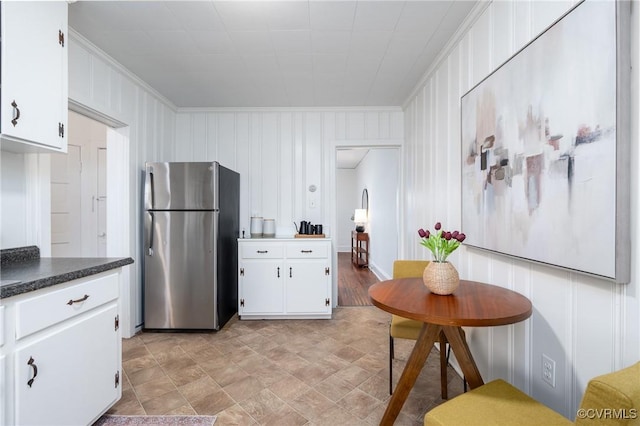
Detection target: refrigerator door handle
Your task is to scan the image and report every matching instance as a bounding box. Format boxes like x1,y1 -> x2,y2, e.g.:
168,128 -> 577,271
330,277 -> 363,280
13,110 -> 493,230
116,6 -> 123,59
149,170 -> 155,209
147,212 -> 155,256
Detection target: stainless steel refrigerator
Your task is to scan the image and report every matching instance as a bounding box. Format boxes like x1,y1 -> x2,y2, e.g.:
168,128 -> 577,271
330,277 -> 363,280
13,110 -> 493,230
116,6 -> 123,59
143,161 -> 240,330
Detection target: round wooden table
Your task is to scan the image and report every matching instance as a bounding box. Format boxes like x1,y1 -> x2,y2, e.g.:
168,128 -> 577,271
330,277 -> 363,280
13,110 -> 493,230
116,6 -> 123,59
369,278 -> 532,426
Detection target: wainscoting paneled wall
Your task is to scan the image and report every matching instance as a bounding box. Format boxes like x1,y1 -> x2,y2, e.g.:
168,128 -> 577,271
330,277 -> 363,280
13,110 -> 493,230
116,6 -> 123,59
402,0 -> 640,420
174,109 -> 403,247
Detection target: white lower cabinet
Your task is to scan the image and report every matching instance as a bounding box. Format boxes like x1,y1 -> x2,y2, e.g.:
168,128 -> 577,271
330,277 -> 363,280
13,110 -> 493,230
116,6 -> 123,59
0,271 -> 122,425
238,239 -> 332,319
15,305 -> 119,426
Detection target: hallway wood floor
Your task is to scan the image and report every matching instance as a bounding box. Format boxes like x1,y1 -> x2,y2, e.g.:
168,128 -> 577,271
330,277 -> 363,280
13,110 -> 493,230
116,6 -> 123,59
337,252 -> 380,306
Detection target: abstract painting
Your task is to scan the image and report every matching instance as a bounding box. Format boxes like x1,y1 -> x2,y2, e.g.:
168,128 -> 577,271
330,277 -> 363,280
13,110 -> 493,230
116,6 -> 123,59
461,0 -> 630,282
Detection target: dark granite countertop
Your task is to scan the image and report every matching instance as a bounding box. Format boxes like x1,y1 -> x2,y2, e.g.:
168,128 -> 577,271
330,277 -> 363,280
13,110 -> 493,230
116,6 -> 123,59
1,246 -> 134,299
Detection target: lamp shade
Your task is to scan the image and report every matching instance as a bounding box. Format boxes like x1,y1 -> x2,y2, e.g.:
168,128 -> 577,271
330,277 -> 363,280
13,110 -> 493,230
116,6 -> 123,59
354,209 -> 367,223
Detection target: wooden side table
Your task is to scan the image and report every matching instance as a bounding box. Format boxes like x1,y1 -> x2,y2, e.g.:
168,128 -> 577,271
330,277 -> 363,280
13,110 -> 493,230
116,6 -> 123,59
351,231 -> 369,267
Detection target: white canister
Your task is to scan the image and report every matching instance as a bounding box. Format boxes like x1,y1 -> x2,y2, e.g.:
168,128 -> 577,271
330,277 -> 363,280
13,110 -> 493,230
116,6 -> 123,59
263,219 -> 275,237
250,217 -> 263,238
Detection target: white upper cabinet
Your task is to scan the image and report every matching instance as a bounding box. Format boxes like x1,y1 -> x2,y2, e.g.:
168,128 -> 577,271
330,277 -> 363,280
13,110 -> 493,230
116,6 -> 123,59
1,1 -> 68,153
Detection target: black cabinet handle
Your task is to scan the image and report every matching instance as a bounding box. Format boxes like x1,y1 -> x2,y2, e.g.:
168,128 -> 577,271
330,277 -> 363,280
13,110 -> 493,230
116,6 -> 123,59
11,100 -> 20,126
277,267 -> 280,278
289,267 -> 292,278
257,250 -> 268,254
67,294 -> 89,305
27,357 -> 38,388
301,250 -> 313,253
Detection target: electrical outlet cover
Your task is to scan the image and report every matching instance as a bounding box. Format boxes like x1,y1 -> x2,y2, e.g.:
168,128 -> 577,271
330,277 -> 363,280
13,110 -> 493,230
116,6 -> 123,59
542,354 -> 556,387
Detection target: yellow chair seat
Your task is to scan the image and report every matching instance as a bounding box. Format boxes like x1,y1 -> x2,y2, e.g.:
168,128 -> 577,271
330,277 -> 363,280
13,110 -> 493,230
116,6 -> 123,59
425,379 -> 572,426
425,362 -> 640,426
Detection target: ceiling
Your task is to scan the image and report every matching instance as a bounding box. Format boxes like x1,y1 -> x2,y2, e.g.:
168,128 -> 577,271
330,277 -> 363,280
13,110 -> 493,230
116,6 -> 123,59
336,148 -> 369,169
69,1 -> 476,108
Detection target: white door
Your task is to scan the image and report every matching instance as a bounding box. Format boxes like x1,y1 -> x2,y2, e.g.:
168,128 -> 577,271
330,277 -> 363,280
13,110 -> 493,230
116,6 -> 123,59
50,144 -> 81,257
50,112 -> 107,257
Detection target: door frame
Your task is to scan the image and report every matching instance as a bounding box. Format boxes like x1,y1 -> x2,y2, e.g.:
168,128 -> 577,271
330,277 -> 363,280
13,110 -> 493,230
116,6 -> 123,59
30,100 -> 134,337
326,139 -> 404,307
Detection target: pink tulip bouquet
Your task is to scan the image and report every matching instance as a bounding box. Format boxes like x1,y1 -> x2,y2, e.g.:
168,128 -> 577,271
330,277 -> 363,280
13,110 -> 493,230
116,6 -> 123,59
418,222 -> 466,262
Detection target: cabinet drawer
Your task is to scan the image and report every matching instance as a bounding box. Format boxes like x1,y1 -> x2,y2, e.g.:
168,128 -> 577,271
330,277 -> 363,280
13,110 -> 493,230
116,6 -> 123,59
241,243 -> 284,259
286,243 -> 329,259
15,273 -> 118,340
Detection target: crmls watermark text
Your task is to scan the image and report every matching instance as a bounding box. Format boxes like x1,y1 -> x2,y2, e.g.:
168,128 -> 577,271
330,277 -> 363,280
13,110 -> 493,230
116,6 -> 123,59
576,408 -> 638,420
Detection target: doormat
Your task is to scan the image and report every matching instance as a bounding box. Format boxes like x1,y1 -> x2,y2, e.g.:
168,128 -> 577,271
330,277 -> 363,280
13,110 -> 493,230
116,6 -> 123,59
93,415 -> 216,426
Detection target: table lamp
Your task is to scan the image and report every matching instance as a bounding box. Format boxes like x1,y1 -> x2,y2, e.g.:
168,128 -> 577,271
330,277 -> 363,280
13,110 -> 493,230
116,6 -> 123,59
354,209 -> 367,232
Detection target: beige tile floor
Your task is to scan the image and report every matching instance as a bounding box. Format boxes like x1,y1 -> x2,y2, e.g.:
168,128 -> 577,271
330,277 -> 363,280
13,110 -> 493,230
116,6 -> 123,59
103,307 -> 464,425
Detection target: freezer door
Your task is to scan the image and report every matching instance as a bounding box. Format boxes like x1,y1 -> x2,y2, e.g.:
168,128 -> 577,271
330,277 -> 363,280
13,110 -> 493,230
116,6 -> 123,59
144,162 -> 218,210
144,211 -> 218,329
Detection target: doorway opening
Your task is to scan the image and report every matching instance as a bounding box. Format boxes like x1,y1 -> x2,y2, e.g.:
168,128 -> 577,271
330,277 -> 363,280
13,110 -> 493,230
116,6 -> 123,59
335,147 -> 400,306
48,105 -> 134,337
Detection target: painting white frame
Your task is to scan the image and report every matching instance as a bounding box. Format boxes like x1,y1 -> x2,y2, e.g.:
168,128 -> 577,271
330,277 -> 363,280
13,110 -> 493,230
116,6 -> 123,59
460,0 -> 630,283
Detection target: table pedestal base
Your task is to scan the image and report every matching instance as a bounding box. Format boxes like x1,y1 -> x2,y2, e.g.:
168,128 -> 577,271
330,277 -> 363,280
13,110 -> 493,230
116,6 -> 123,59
380,323 -> 484,426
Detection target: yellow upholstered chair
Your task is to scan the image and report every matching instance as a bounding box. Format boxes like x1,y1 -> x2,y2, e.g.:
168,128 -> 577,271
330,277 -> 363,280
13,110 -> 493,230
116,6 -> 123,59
390,260 -> 464,397
424,361 -> 640,426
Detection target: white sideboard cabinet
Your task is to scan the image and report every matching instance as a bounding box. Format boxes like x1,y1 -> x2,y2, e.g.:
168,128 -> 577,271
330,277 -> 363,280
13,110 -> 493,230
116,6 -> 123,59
0,271 -> 122,426
0,1 -> 68,153
238,239 -> 332,319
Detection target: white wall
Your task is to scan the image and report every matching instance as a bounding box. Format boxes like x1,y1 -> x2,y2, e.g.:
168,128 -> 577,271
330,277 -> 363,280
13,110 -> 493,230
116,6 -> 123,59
0,152 -> 27,248
336,168 -> 357,252
355,149 -> 399,279
402,0 -> 640,420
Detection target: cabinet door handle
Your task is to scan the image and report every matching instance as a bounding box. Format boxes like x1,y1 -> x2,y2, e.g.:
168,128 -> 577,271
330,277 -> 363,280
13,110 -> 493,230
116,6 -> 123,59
257,250 -> 268,254
27,357 -> 38,388
277,267 -> 280,278
11,100 -> 20,126
67,294 -> 90,305
301,250 -> 313,253
289,267 -> 292,278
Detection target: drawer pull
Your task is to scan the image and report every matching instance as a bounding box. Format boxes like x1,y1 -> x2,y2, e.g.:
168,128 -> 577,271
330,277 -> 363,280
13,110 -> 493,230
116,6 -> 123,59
27,357 -> 38,388
67,294 -> 90,305
256,250 -> 268,254
301,250 -> 313,253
